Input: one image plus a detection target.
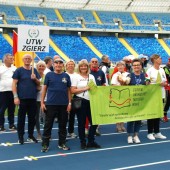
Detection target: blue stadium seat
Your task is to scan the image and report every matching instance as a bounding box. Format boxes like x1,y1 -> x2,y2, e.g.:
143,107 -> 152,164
0,34 -> 12,59
59,9 -> 96,23
7,19 -> 44,26
123,25 -> 158,31
50,34 -> 97,61
47,22 -> 82,28
125,37 -> 168,63
162,26 -> 170,31
0,5 -> 19,19
97,11 -> 134,24
85,23 -> 119,29
20,7 -> 58,21
88,36 -> 131,62
136,13 -> 170,25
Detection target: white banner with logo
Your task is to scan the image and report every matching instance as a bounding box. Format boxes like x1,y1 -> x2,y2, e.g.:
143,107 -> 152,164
18,25 -> 49,52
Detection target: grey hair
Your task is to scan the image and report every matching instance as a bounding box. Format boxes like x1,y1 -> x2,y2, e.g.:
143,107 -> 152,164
36,60 -> 46,69
2,53 -> 12,62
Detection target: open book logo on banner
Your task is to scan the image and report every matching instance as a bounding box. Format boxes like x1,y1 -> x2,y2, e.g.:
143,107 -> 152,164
109,88 -> 131,109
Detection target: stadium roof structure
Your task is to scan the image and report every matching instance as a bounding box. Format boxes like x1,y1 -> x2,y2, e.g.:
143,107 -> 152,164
0,0 -> 170,13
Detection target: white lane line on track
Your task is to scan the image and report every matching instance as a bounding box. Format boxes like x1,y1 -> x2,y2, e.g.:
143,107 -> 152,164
111,160 -> 170,170
1,126 -> 170,135
1,126 -> 170,145
0,140 -> 170,164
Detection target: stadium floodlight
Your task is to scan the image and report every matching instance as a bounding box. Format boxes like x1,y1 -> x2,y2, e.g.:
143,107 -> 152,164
113,18 -> 122,26
38,15 -> 47,22
0,28 -> 3,32
154,20 -> 161,27
76,17 -> 85,24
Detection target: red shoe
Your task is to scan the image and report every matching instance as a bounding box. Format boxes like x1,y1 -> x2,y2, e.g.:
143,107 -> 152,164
163,116 -> 168,122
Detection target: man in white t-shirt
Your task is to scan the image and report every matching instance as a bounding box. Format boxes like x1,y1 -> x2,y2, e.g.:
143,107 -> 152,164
0,53 -> 17,131
43,56 -> 53,74
99,55 -> 110,86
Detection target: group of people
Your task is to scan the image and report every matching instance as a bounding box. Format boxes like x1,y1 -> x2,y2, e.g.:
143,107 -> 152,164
0,53 -> 170,153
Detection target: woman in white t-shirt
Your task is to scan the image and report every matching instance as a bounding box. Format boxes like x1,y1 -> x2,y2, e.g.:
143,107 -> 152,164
111,61 -> 130,133
146,54 -> 167,140
65,59 -> 78,138
36,60 -> 46,140
71,59 -> 101,150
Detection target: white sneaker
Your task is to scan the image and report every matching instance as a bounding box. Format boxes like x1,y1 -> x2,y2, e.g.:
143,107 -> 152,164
133,136 -> 141,144
127,136 -> 133,144
68,133 -> 77,138
147,134 -> 155,140
154,133 -> 167,139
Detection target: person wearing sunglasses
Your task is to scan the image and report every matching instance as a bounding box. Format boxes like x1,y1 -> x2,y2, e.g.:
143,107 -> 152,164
84,58 -> 106,136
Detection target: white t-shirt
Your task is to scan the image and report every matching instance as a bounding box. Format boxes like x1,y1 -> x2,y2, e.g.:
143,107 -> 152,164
66,72 -> 78,84
101,65 -> 109,86
44,68 -> 51,75
111,71 -> 129,85
0,65 -> 16,92
146,66 -> 167,98
71,74 -> 96,100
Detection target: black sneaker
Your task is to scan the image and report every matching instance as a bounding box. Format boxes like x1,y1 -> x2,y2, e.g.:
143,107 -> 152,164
87,142 -> 101,149
41,145 -> 49,152
58,144 -> 70,151
0,126 -> 6,132
81,143 -> 87,150
9,125 -> 17,131
18,136 -> 24,145
27,136 -> 38,143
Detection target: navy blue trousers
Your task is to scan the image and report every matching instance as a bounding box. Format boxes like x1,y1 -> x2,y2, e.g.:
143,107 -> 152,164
0,91 -> 15,127
17,99 -> 37,138
76,98 -> 97,144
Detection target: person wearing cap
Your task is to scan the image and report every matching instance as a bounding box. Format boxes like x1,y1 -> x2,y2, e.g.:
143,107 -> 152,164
41,58 -> 72,152
0,53 -> 17,132
71,59 -> 101,150
12,54 -> 41,144
138,54 -> 150,73
65,59 -> 78,138
163,58 -> 170,122
111,61 -> 130,133
146,54 -> 167,140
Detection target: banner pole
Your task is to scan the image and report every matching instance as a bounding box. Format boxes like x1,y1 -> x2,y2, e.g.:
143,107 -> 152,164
32,52 -> 34,74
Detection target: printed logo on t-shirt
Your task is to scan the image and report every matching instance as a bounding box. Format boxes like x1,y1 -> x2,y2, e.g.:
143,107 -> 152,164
97,76 -> 101,81
62,77 -> 67,83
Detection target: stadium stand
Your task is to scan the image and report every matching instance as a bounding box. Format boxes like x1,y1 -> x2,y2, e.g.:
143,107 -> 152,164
0,4 -> 170,63
88,36 -> 131,61
0,34 -> 12,57
96,11 -> 134,24
50,34 -> 96,61
59,9 -> 96,23
20,6 -> 58,21
125,37 -> 168,63
136,13 -> 170,25
0,5 -> 19,19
